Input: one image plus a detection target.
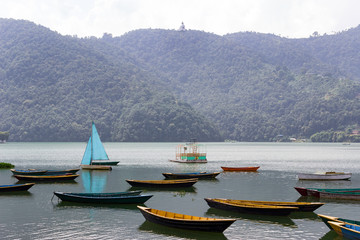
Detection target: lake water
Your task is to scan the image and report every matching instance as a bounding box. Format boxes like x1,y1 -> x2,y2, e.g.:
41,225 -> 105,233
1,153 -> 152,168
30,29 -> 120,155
0,142 -> 359,240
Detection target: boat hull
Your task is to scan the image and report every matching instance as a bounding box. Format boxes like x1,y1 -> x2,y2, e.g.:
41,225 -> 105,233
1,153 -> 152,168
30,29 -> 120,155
54,191 -> 152,204
81,165 -> 112,170
294,187 -> 360,198
298,172 -> 351,180
221,166 -> 260,171
11,168 -> 80,176
212,198 -> 324,212
328,221 -> 360,239
91,161 -> 119,166
0,183 -> 35,192
169,159 -> 207,163
204,198 -> 297,216
319,191 -> 360,200
126,179 -> 197,188
137,206 -> 236,232
14,174 -> 79,181
162,172 -> 220,179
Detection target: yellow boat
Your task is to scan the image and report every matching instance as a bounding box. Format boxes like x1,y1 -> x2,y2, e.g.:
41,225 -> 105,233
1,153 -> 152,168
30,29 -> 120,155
204,198 -> 298,216
210,198 -> 324,212
137,206 -> 236,232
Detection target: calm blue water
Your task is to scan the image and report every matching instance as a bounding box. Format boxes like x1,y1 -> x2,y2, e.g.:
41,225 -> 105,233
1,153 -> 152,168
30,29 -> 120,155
0,142 -> 359,239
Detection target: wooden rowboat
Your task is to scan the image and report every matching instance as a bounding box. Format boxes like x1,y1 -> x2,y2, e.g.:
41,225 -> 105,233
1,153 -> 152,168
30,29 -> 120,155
162,172 -> 220,179
297,172 -> 352,180
0,183 -> 35,192
317,214 -> 360,230
11,168 -> 80,176
295,187 -> 360,197
328,221 -> 360,239
209,198 -> 324,212
221,166 -> 260,172
137,206 -> 236,232
53,191 -> 152,204
204,198 -> 298,216
80,165 -> 112,170
294,187 -> 360,198
126,178 -> 198,188
14,174 -> 79,181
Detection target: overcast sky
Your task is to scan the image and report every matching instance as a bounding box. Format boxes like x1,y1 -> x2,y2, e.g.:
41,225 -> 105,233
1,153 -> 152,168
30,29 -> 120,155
1,0 -> 359,38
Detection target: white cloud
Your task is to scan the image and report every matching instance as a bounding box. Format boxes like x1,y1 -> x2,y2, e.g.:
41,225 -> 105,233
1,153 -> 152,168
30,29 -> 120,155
0,0 -> 359,38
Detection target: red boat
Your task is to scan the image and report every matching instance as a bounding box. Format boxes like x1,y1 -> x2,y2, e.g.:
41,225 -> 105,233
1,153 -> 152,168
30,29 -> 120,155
221,166 -> 260,172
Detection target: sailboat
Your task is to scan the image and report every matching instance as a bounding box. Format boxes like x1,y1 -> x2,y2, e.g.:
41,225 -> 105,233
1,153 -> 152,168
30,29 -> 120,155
80,122 -> 119,170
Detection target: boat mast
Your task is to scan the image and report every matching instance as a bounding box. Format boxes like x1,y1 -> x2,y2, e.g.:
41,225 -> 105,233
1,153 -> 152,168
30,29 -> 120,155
91,121 -> 94,163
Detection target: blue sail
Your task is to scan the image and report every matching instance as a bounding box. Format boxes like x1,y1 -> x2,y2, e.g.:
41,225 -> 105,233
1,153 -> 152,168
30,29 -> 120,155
91,122 -> 109,161
81,137 -> 92,165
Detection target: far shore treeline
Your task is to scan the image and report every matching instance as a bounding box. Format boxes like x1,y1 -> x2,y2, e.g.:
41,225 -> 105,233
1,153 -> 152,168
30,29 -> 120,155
0,19 -> 359,142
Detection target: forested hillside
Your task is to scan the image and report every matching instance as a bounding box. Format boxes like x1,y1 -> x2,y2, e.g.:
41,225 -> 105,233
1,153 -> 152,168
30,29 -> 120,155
106,28 -> 360,141
0,18 -> 359,142
0,19 -> 221,142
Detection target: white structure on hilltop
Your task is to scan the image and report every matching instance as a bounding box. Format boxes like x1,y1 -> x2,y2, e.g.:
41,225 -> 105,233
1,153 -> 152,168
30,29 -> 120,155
178,22 -> 186,31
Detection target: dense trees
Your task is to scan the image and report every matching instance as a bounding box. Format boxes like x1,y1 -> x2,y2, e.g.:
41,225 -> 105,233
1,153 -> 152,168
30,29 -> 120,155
0,19 -> 359,142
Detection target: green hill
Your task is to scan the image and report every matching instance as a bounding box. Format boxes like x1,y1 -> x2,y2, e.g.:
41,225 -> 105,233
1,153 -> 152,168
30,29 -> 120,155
1,19 -> 359,142
0,19 -> 221,142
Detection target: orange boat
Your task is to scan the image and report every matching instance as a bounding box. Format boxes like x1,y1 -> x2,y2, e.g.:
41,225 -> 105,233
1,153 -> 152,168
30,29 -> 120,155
221,166 -> 260,172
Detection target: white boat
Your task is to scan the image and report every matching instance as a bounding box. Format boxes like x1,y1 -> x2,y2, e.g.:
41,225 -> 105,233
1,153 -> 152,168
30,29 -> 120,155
298,172 -> 351,180
80,122 -> 118,170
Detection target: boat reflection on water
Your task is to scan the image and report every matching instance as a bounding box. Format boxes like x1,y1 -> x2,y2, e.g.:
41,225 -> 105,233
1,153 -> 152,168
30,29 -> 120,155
289,211 -> 319,220
81,170 -> 109,193
138,221 -> 229,240
205,208 -> 296,227
319,230 -> 342,240
0,191 -> 33,197
55,201 -> 142,210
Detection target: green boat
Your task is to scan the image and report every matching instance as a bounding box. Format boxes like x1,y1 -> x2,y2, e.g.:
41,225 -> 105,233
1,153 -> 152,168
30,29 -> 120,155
53,191 -> 152,204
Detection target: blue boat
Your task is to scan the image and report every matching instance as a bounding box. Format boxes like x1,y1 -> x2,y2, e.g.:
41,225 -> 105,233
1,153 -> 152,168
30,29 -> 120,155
162,172 -> 221,179
328,221 -> 360,239
10,168 -> 80,176
53,191 -> 152,204
80,122 -> 119,170
318,214 -> 360,230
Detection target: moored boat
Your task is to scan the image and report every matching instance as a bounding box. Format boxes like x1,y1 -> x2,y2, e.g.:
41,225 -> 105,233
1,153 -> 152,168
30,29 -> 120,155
14,174 -> 79,181
294,187 -> 360,198
53,191 -> 152,204
162,172 -> 220,179
0,183 -> 35,192
210,198 -> 324,212
298,172 -> 351,180
169,139 -> 207,163
137,206 -> 236,232
317,214 -> 360,230
10,168 -> 80,176
204,198 -> 298,216
80,122 -> 117,170
328,221 -> 360,239
221,166 -> 260,172
126,178 -> 198,188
